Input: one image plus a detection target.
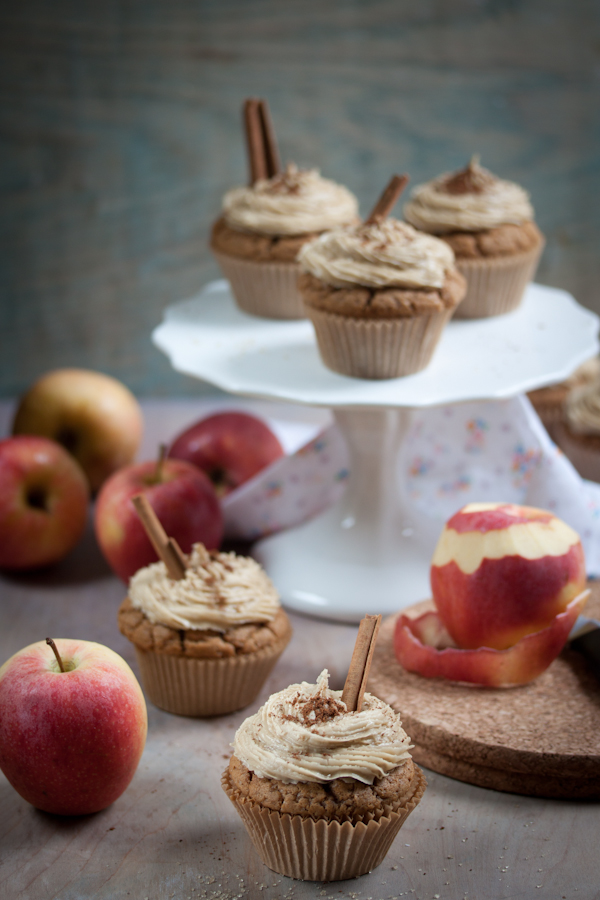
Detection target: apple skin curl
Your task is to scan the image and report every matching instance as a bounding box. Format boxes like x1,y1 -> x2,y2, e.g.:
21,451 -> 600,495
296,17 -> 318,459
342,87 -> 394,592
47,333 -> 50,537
393,591 -> 589,687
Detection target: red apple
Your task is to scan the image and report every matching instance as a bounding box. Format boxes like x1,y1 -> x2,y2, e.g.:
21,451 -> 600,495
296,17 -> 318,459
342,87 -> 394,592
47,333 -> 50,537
0,638 -> 147,815
13,368 -> 144,493
430,502 -> 586,651
94,455 -> 223,582
168,411 -> 284,496
0,436 -> 89,570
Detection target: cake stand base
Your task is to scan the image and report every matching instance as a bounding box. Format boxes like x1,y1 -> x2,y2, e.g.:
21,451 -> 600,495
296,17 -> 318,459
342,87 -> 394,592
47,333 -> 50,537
254,407 -> 441,622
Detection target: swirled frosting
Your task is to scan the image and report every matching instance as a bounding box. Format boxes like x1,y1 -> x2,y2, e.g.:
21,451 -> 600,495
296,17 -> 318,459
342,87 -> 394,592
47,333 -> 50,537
403,159 -> 534,234
128,545 -> 280,631
565,380 -> 600,436
297,218 -> 455,289
233,669 -> 412,785
222,164 -> 358,236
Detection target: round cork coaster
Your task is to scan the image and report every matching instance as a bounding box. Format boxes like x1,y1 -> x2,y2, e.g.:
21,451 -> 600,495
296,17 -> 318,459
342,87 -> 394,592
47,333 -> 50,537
368,584 -> 600,799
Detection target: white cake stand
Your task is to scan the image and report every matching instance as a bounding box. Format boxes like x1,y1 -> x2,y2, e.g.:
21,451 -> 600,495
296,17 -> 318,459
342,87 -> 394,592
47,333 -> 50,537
153,280 -> 599,622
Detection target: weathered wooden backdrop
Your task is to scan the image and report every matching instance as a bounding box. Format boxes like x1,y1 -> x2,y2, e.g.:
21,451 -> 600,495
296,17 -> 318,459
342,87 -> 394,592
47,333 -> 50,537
1,1 -> 598,396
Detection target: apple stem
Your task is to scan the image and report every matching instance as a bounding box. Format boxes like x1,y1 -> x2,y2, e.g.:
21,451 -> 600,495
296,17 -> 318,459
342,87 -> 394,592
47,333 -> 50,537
155,443 -> 167,483
46,637 -> 66,673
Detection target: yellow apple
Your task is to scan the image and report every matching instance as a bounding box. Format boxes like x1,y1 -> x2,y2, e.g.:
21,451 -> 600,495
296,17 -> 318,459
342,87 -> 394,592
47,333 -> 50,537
13,369 -> 143,492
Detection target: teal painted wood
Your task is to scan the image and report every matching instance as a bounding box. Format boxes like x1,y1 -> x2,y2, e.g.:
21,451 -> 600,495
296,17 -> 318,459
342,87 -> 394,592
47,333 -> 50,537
1,1 -> 598,396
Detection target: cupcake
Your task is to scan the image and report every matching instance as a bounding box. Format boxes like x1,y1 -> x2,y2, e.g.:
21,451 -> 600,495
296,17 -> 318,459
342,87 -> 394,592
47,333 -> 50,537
211,98 -> 358,319
527,357 -> 600,441
553,377 -> 600,482
118,543 -> 292,716
222,668 -> 426,881
298,175 -> 466,379
403,157 -> 544,318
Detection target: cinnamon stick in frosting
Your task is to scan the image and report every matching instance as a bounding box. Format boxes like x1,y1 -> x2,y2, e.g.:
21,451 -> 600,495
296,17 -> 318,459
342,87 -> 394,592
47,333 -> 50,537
342,614 -> 382,712
243,98 -> 268,184
132,493 -> 187,581
243,97 -> 281,184
364,174 -> 409,225
258,99 -> 281,178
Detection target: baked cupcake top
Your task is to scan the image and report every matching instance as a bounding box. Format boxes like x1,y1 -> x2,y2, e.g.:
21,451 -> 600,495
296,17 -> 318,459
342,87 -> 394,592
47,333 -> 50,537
403,158 -> 534,234
233,669 -> 412,785
222,163 -> 358,236
565,380 -> 600,436
128,544 -> 280,632
297,218 -> 456,290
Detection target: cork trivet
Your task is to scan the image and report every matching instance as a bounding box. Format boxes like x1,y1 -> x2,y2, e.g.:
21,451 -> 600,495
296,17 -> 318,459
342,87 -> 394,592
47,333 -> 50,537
368,583 -> 600,799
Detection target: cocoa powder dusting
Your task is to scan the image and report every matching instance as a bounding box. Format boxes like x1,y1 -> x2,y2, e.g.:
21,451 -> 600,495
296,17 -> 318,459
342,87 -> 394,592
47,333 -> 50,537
440,157 -> 495,195
263,165 -> 303,195
299,696 -> 346,724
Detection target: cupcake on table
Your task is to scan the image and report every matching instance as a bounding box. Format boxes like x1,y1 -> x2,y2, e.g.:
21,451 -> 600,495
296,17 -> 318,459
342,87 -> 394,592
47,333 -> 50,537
298,174 -> 466,379
118,495 -> 292,716
210,97 -> 358,319
222,615 -> 426,882
403,156 -> 544,318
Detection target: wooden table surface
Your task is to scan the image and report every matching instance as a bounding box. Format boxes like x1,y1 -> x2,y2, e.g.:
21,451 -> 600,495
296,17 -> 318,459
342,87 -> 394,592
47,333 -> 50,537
1,399 -> 599,900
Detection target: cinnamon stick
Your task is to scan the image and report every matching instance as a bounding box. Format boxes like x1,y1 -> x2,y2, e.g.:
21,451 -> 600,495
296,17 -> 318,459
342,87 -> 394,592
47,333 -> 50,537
341,614 -> 382,712
364,174 -> 409,225
166,537 -> 188,573
258,99 -> 281,178
131,493 -> 187,580
243,98 -> 269,184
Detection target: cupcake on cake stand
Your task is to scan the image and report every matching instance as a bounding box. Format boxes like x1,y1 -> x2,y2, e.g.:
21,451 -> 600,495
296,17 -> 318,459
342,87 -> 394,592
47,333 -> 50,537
153,279 -> 598,623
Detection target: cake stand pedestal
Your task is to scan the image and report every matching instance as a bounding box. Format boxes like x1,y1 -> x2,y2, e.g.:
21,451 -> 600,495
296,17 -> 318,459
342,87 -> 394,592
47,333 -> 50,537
153,279 -> 599,622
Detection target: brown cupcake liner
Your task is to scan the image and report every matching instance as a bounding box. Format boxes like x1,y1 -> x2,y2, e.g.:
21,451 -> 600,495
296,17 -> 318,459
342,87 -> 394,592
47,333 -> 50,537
222,765 -> 426,882
305,306 -> 453,379
133,626 -> 291,717
553,423 -> 600,483
453,238 -> 544,319
212,249 -> 306,319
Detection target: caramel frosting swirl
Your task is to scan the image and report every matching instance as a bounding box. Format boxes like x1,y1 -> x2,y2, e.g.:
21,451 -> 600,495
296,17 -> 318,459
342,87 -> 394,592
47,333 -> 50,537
403,160 -> 534,234
297,218 -> 455,289
565,380 -> 600,436
233,669 -> 412,785
223,164 -> 358,236
128,545 -> 280,631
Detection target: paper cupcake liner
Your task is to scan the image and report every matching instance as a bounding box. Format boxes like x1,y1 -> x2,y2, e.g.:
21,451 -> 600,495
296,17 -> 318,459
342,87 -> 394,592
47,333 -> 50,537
133,625 -> 291,717
305,307 -> 453,379
453,239 -> 544,319
222,766 -> 426,882
212,250 -> 305,319
553,423 -> 600,483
